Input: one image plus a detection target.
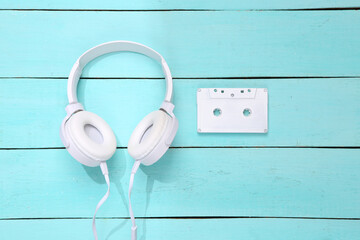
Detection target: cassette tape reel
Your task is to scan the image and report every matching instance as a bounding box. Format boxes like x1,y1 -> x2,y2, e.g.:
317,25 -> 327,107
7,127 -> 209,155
197,88 -> 268,133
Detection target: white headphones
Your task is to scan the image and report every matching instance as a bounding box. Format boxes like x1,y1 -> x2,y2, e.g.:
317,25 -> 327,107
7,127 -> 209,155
59,41 -> 178,240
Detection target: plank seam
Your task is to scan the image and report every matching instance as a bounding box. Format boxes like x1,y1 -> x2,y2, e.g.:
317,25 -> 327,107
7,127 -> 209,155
1,216 -> 360,221
1,76 -> 360,80
0,146 -> 359,150
0,8 -> 359,12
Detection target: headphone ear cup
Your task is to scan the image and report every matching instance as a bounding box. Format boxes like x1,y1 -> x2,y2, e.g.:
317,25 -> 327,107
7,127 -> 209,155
128,110 -> 170,161
66,111 -> 117,165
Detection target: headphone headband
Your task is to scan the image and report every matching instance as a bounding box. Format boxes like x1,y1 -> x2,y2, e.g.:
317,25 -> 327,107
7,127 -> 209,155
67,41 -> 173,104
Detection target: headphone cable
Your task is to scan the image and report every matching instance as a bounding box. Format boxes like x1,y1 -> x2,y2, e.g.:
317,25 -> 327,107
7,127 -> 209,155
129,160 -> 141,240
92,162 -> 110,240
91,160 -> 141,240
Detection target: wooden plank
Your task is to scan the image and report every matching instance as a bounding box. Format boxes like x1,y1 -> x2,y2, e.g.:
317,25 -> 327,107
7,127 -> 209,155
0,78 -> 359,148
1,218 -> 360,240
1,148 -> 359,218
1,11 -> 360,78
1,0 -> 359,10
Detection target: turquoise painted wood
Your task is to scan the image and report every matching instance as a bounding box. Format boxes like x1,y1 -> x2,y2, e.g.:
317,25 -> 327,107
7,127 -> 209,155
1,219 -> 360,240
1,3 -> 360,240
1,11 -> 360,78
1,148 -> 359,218
2,0 -> 359,10
0,78 -> 359,148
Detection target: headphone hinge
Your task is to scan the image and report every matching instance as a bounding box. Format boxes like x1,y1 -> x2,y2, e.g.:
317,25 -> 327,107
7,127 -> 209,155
160,101 -> 175,117
65,102 -> 84,116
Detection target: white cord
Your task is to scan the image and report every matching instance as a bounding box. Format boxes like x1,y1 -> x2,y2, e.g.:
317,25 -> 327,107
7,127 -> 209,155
93,162 -> 110,240
129,160 -> 141,240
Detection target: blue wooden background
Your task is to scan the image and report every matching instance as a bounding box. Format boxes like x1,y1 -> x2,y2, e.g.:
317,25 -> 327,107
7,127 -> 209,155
0,1 -> 360,239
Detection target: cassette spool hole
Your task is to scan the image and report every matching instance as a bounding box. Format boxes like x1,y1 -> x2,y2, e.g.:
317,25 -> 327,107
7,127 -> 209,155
243,108 -> 251,117
213,108 -> 222,117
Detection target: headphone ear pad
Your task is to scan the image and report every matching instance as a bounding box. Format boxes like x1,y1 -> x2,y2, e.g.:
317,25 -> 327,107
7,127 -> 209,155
128,110 -> 170,160
66,111 -> 117,164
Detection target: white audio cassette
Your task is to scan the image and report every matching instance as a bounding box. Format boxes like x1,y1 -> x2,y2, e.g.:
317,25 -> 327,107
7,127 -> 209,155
197,88 -> 268,133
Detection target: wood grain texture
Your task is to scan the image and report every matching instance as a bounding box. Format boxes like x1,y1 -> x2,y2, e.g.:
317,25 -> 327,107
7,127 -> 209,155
1,0 -> 359,10
1,5 -> 360,240
1,218 -> 360,240
0,78 -> 359,148
1,148 -> 359,219
1,11 -> 360,78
